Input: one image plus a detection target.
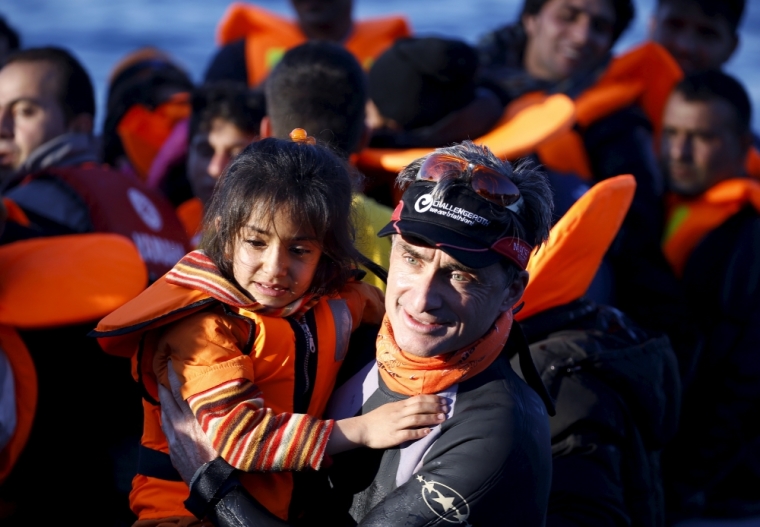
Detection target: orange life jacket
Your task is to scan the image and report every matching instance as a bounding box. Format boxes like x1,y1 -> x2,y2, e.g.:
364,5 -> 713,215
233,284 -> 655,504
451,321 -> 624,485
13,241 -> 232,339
534,42 -> 682,180
0,234 -> 147,484
355,94 -> 575,205
517,175 -> 636,321
663,178 -> 760,277
25,164 -> 191,282
0,327 -> 36,485
117,92 -> 192,182
216,3 -> 411,86
94,275 -> 382,521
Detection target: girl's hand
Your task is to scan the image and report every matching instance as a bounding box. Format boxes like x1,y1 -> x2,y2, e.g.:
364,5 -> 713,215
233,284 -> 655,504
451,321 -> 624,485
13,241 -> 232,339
327,395 -> 448,454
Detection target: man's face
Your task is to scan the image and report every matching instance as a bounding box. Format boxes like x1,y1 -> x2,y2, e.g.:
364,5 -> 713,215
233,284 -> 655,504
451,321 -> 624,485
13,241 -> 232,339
385,236 -> 526,357
523,0 -> 616,82
0,61 -> 68,179
186,118 -> 256,206
660,91 -> 748,196
290,0 -> 352,26
649,1 -> 737,74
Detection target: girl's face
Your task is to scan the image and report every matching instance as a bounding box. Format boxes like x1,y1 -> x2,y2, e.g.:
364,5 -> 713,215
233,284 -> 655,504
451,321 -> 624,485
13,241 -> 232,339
232,207 -> 323,308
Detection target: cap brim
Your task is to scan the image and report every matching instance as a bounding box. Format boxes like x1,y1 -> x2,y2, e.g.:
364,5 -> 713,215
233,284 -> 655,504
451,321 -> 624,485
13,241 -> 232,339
378,218 -> 502,269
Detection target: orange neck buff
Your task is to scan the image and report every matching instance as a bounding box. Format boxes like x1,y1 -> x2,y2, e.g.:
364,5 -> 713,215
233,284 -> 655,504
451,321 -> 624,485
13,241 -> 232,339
376,310 -> 513,396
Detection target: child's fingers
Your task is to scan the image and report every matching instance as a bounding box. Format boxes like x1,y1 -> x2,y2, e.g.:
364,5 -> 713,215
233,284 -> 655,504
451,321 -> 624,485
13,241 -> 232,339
396,412 -> 447,430
397,427 -> 434,442
400,395 -> 449,417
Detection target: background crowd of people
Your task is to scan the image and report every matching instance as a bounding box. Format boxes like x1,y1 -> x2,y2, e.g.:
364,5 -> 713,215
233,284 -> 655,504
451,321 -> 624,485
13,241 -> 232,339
0,0 -> 758,526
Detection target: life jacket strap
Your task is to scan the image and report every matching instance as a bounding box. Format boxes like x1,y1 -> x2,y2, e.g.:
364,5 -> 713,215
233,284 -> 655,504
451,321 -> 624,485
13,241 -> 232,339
137,444 -> 182,482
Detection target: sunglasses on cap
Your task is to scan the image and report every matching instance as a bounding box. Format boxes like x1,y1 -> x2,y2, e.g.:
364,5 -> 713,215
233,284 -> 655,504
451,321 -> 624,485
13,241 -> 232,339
415,153 -> 523,212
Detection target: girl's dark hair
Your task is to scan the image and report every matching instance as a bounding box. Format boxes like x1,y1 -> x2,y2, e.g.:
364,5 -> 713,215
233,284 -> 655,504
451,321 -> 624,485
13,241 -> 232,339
200,137 -> 361,296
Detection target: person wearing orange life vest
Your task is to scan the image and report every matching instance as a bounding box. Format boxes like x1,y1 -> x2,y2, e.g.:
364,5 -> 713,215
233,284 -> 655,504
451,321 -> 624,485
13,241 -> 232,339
181,82 -> 265,246
0,47 -> 190,281
204,0 -> 410,88
657,71 -> 760,526
0,234 -> 149,525
93,135 -> 447,527
476,0 -> 693,351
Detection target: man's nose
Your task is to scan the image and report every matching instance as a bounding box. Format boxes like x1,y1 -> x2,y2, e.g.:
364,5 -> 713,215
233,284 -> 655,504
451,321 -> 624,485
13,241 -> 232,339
669,134 -> 692,162
0,108 -> 13,138
207,151 -> 229,179
671,29 -> 699,59
568,17 -> 593,47
405,269 -> 443,314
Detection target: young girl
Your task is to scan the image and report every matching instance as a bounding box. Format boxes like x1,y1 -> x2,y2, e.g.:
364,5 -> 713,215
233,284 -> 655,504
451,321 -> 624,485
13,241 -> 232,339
94,132 -> 446,526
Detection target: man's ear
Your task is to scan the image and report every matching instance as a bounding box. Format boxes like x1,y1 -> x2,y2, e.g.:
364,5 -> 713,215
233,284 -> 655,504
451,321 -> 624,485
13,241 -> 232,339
521,13 -> 537,37
500,270 -> 529,312
259,115 -> 272,138
67,113 -> 94,135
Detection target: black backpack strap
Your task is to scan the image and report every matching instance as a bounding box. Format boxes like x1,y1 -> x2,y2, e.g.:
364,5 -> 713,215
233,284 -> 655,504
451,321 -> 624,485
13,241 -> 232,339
504,321 -> 556,416
356,253 -> 388,284
137,444 -> 182,482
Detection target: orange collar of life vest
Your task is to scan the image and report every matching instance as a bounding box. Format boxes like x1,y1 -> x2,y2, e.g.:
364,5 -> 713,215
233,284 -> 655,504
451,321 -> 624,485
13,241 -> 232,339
93,251 -> 320,357
663,178 -> 760,277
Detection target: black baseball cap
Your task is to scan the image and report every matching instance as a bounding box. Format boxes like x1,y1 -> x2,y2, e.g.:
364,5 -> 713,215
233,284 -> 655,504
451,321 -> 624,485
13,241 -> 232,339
378,181 -> 533,269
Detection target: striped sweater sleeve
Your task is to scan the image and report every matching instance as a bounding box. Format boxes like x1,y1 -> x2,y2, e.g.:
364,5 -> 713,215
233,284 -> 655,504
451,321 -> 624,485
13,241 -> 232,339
186,378 -> 334,472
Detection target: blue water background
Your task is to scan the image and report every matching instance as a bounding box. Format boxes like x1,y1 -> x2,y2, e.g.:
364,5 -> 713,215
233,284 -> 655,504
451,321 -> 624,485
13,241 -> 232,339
3,0 -> 759,132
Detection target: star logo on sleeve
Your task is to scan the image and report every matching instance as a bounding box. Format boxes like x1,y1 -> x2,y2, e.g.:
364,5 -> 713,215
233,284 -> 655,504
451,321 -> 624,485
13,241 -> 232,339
417,475 -> 471,525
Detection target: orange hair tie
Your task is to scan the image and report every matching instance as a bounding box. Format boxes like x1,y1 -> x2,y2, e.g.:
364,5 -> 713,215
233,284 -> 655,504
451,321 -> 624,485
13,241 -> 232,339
289,128 -> 316,145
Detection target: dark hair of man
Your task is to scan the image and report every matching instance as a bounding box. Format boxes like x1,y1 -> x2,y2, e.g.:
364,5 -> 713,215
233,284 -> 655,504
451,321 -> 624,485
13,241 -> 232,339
200,137 -> 362,295
188,81 -> 266,143
674,70 -> 751,135
521,0 -> 635,42
656,0 -> 745,33
4,46 -> 95,123
396,141 -> 553,283
264,41 -> 367,158
0,17 -> 20,55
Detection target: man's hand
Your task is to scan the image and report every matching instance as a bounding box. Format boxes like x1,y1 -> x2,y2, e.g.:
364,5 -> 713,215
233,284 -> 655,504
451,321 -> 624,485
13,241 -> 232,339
159,360 -> 219,483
